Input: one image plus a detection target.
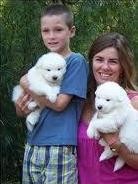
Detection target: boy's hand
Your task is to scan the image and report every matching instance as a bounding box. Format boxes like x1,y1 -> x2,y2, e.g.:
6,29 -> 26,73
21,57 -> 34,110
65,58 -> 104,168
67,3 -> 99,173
30,94 -> 47,108
20,74 -> 47,108
15,94 -> 32,117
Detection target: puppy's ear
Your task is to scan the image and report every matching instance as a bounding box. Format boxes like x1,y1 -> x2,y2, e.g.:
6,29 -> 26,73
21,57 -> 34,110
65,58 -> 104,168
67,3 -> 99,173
117,90 -> 129,102
117,95 -> 124,102
35,59 -> 42,69
95,87 -> 99,95
35,55 -> 46,69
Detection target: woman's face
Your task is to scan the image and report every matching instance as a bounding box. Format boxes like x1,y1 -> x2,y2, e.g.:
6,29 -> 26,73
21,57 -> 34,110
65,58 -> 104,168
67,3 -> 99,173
92,47 -> 122,85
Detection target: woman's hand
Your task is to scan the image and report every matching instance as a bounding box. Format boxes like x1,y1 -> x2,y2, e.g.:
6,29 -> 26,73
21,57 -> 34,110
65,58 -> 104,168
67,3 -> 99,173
100,132 -> 120,145
100,132 -> 123,153
100,132 -> 138,169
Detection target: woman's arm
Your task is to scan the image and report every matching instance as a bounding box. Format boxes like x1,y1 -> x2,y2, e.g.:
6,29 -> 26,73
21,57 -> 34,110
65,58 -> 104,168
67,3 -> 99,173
20,75 -> 73,112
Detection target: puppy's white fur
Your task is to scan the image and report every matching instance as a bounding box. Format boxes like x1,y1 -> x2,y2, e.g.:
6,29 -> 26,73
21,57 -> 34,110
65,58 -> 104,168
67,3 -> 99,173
87,81 -> 138,171
12,52 -> 66,131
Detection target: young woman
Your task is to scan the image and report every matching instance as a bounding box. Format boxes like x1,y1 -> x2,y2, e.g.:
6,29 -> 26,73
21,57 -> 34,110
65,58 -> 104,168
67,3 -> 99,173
77,32 -> 138,184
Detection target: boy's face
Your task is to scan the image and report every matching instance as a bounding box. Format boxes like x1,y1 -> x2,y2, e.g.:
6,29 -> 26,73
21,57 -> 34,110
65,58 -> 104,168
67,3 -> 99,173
41,15 -> 75,56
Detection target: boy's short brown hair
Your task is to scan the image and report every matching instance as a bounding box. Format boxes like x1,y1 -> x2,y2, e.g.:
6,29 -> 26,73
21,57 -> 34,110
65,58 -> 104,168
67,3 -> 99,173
41,4 -> 74,28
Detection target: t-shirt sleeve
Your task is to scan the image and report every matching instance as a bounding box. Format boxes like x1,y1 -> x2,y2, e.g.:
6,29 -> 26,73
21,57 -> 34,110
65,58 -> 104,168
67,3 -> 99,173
60,54 -> 88,99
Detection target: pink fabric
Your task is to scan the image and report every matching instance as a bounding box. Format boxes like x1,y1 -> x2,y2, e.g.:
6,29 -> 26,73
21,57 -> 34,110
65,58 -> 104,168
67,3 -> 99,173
77,92 -> 138,184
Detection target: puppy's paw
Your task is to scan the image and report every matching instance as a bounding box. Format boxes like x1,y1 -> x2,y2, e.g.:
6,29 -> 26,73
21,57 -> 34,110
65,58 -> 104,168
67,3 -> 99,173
99,148 -> 114,161
99,153 -> 107,161
87,126 -> 100,139
94,131 -> 100,139
26,114 -> 37,126
99,139 -> 107,146
28,101 -> 37,110
48,94 -> 57,103
12,85 -> 24,102
87,125 -> 94,138
26,121 -> 34,132
114,157 -> 125,172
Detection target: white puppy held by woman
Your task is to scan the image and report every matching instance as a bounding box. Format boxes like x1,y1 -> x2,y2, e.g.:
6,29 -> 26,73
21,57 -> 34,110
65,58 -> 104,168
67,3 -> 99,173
12,52 -> 66,131
87,81 -> 138,171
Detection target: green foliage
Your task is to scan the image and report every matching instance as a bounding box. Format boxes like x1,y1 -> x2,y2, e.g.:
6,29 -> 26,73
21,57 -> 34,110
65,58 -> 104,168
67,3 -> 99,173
1,0 -> 138,182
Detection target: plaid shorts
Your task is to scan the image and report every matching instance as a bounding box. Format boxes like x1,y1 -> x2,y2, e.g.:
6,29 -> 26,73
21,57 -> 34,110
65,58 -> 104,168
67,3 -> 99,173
22,144 -> 78,184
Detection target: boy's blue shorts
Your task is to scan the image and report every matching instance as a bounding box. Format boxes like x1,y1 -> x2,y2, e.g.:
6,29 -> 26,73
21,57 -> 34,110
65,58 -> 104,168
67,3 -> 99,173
22,143 -> 78,184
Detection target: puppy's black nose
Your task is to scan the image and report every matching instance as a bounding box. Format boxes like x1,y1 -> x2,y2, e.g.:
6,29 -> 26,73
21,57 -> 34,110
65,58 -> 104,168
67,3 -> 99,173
53,76 -> 58,80
97,105 -> 102,110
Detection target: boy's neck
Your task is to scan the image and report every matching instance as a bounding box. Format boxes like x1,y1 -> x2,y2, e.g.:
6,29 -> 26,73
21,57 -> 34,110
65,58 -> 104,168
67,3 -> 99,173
48,49 -> 73,58
61,49 -> 72,58
64,51 -> 73,59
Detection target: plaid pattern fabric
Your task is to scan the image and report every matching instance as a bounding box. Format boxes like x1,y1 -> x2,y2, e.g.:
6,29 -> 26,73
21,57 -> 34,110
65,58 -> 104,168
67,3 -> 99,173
22,144 -> 78,184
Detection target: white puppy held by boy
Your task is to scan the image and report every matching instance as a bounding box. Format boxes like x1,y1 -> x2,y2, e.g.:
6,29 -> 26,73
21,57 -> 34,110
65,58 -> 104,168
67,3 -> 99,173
12,52 -> 66,131
87,81 -> 138,171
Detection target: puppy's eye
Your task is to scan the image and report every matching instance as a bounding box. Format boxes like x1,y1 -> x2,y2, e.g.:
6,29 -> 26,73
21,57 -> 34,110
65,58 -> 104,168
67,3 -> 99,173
58,68 -> 61,71
46,69 -> 51,71
106,99 -> 110,101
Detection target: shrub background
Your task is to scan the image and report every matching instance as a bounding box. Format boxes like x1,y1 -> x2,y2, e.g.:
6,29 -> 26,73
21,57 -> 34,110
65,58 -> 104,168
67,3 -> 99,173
1,0 -> 138,183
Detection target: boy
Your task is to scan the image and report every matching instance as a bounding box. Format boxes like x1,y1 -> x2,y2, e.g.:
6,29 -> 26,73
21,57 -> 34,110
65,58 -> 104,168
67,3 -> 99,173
16,4 -> 88,184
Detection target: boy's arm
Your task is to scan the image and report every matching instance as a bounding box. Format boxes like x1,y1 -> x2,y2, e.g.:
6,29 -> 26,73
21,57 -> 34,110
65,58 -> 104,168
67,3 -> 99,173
29,92 -> 72,111
20,75 -> 73,111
